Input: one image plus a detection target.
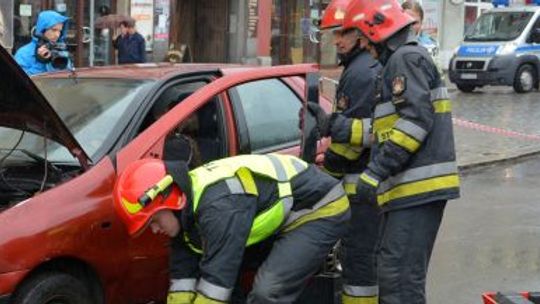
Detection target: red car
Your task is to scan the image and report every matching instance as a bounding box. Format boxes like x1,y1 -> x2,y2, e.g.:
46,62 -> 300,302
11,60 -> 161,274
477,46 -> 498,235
0,45 -> 331,303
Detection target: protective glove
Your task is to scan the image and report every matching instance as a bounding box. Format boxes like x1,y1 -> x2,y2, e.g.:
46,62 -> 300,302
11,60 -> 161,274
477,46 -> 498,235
167,291 -> 195,304
357,170 -> 381,205
299,102 -> 331,137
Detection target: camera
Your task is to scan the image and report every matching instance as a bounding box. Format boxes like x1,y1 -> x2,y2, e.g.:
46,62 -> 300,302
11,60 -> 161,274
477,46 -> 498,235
35,38 -> 70,69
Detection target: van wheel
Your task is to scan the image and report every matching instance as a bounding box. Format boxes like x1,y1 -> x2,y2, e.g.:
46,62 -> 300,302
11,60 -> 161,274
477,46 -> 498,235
11,272 -> 92,304
456,84 -> 476,93
513,64 -> 536,93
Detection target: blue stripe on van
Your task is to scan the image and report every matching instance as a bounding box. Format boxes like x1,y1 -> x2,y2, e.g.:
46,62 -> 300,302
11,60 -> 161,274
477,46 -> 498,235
515,45 -> 540,53
457,45 -> 500,57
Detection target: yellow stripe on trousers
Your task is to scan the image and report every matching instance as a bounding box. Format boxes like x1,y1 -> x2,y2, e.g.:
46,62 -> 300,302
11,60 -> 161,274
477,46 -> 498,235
377,174 -> 460,205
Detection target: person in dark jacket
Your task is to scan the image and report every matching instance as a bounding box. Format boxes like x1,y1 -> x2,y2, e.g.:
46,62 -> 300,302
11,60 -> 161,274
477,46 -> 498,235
311,0 -> 382,303
14,10 -> 72,75
339,1 -> 460,303
113,20 -> 146,64
114,154 -> 350,304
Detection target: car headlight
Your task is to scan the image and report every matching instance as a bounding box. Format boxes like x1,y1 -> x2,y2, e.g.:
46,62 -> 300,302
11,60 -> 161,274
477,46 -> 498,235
496,43 -> 517,55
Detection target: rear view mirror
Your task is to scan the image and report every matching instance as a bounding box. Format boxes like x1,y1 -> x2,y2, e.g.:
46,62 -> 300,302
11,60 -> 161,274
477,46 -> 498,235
530,28 -> 540,43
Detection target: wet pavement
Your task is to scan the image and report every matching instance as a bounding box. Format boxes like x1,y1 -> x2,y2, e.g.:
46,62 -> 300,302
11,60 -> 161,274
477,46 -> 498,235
427,155 -> 540,304
320,68 -> 540,170
452,87 -> 540,168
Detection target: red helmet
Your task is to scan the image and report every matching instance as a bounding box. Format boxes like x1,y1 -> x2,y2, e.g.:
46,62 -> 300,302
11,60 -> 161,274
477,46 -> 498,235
114,159 -> 186,236
320,0 -> 352,30
342,0 -> 414,43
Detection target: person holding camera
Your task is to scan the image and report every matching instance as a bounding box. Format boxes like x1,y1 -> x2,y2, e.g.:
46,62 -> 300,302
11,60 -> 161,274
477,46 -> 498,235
15,10 -> 72,76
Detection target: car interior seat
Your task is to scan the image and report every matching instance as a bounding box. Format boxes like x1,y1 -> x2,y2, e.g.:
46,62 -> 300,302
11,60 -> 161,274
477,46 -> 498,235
196,98 -> 223,162
141,82 -> 224,164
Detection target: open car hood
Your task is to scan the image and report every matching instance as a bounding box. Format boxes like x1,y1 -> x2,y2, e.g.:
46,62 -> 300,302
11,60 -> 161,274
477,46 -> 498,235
0,45 -> 91,168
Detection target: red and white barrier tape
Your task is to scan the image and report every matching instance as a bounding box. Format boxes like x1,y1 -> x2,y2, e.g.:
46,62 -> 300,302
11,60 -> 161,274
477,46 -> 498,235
453,118 -> 540,142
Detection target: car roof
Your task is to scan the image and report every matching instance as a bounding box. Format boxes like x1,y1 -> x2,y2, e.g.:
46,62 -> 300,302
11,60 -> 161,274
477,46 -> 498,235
34,63 -> 249,80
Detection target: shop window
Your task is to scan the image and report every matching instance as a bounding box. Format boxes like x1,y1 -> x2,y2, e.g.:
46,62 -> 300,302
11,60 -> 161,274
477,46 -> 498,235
271,0 -> 320,65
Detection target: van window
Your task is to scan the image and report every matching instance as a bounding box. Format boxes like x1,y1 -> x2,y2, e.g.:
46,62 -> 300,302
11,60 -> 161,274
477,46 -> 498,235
464,11 -> 533,42
528,17 -> 540,43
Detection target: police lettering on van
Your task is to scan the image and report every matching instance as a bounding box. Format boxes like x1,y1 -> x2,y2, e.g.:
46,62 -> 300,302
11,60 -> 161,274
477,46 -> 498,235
449,0 -> 540,93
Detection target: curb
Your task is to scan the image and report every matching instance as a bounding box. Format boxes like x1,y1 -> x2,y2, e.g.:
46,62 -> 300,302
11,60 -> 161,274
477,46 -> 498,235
457,146 -> 540,173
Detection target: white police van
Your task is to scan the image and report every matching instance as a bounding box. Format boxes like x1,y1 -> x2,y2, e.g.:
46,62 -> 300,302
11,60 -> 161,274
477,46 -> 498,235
449,0 -> 540,93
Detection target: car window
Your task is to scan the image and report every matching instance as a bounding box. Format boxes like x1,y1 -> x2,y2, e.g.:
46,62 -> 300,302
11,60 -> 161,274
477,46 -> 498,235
150,81 -> 207,119
33,78 -> 154,162
159,98 -> 226,166
142,81 -> 226,166
230,78 -> 302,152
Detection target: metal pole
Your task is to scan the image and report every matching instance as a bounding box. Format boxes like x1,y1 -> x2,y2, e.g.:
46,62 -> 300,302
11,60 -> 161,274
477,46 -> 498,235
89,0 -> 95,66
75,0 -> 84,66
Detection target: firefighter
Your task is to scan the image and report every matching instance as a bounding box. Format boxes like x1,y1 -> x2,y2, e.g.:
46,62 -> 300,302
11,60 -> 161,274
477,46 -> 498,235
114,154 -> 350,304
314,0 -> 382,303
338,1 -> 461,303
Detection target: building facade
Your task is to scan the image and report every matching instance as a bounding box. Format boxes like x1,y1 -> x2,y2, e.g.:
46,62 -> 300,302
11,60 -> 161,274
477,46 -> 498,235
4,0 -> 325,67
4,0 -> 528,70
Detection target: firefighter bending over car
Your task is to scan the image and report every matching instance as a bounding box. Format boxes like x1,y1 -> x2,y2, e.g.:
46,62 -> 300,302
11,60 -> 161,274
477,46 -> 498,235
114,154 -> 350,304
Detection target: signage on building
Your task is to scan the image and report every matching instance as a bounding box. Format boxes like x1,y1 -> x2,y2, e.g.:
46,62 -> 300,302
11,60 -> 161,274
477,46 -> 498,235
248,0 -> 258,38
55,3 -> 67,13
19,4 -> 31,17
131,0 -> 154,51
423,0 -> 441,42
154,0 -> 169,41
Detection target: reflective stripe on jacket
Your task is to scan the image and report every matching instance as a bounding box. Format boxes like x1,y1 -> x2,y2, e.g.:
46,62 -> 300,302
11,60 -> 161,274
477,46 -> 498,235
368,43 -> 460,211
188,154 -> 347,246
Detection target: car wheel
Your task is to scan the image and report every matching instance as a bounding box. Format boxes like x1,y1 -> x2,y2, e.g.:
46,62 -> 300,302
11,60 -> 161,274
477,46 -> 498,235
513,64 -> 536,93
456,84 -> 476,93
11,272 -> 92,304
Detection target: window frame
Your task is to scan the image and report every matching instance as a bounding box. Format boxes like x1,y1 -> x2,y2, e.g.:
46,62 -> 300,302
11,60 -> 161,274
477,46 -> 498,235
228,77 -> 304,154
113,74 -> 228,159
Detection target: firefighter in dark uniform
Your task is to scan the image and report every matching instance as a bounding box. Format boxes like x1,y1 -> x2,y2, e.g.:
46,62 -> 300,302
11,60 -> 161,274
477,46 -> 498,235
114,154 -> 350,304
339,1 -> 461,303
311,1 -> 382,303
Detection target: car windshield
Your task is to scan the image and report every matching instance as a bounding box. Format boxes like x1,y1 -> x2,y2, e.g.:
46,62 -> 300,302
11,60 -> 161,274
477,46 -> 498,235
464,11 -> 533,42
0,78 -> 154,164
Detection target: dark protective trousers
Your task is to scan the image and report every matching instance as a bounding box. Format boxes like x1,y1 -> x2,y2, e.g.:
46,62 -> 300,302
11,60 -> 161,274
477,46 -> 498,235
340,195 -> 381,298
247,209 -> 350,304
378,200 -> 447,304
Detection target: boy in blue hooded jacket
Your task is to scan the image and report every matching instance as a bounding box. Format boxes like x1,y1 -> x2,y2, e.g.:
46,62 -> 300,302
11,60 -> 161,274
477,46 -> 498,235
15,10 -> 72,76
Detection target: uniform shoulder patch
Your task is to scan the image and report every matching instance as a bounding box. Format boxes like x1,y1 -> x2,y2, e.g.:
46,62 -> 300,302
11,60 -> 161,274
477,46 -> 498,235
392,75 -> 407,96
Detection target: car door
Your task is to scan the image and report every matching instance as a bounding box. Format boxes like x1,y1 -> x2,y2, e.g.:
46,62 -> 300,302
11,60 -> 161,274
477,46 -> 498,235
116,64 -> 321,170
113,64 -> 321,302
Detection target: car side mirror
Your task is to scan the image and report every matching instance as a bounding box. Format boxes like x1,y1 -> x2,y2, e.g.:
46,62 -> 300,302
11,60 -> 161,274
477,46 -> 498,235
300,72 -> 320,163
530,28 -> 540,43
